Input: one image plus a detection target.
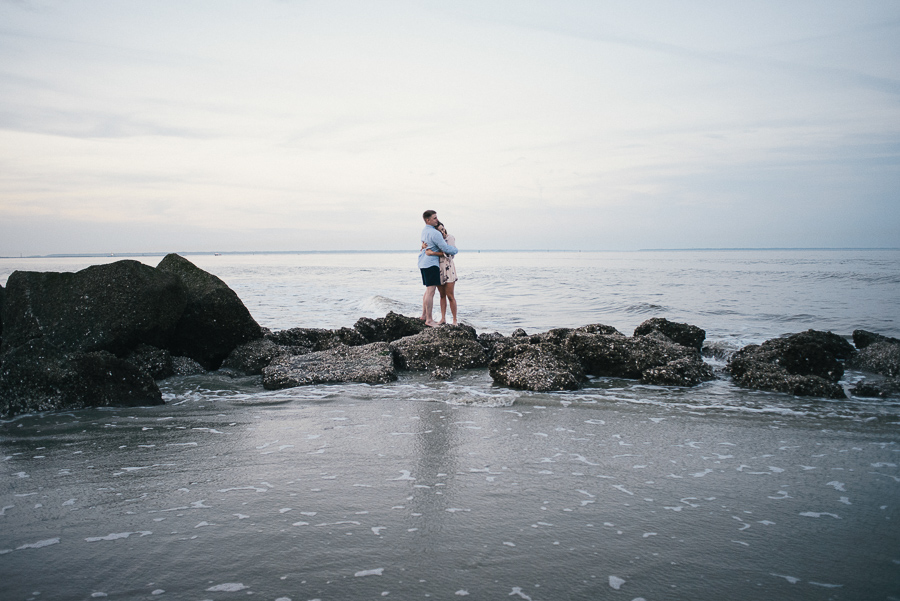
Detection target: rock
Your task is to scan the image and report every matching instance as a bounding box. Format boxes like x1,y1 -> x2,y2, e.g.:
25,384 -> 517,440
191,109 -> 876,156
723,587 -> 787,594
156,254 -> 263,370
477,332 -> 507,359
727,330 -> 854,399
221,338 -> 307,376
730,358 -> 846,399
850,341 -> 900,378
574,323 -> 623,336
489,342 -> 585,391
1,260 -> 187,356
267,327 -> 366,352
262,342 -> 396,389
851,378 -> 900,399
172,356 -> 207,376
124,344 -> 174,380
390,325 -> 488,371
565,331 -> 698,379
431,366 -> 453,380
511,328 -> 528,337
641,356 -> 716,386
852,329 -> 900,350
353,311 -> 427,343
0,340 -> 163,418
0,282 -> 5,345
634,318 -> 706,351
729,330 -> 853,384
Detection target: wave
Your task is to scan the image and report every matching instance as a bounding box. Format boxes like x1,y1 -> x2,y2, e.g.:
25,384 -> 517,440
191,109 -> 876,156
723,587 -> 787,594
357,295 -> 418,317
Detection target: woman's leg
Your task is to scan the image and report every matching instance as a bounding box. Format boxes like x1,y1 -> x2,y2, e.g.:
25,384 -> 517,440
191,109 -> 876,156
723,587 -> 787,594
444,281 -> 457,324
437,284 -> 448,324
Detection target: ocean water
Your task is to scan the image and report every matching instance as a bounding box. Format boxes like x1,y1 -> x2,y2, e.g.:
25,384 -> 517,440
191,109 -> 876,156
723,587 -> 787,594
2,250 -> 899,600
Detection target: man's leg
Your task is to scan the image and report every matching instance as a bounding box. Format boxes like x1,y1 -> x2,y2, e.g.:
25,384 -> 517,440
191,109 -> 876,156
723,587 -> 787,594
422,285 -> 438,326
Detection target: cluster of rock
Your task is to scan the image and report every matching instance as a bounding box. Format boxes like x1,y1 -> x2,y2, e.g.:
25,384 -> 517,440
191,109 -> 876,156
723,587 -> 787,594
245,317 -> 713,393
2,256 -> 899,418
0,254 -> 263,417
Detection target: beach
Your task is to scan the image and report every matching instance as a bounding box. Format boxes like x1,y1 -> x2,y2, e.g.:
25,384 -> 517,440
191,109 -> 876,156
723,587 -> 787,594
2,250 -> 899,600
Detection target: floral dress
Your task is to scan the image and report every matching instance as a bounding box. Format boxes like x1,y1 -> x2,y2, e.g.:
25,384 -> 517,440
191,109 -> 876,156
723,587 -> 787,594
439,233 -> 458,284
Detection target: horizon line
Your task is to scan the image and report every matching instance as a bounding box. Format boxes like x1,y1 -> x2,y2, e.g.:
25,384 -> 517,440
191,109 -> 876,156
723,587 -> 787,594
2,247 -> 899,259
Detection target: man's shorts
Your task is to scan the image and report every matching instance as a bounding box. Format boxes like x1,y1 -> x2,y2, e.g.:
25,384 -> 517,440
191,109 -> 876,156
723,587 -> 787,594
420,266 -> 441,287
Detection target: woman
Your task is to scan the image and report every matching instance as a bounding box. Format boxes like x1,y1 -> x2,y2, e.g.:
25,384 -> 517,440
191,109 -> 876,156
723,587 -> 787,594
424,222 -> 458,325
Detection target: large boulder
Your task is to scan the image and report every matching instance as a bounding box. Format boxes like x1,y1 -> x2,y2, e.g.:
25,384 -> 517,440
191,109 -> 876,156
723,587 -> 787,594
156,254 -> 262,370
0,340 -> 163,418
727,330 -> 854,399
353,311 -> 426,343
634,317 -> 706,351
489,342 -> 585,391
1,260 -> 187,355
262,342 -> 396,389
389,325 -> 488,371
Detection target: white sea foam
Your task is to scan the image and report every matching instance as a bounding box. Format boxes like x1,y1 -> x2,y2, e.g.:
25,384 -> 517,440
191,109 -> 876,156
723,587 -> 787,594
355,568 -> 384,577
85,531 -> 151,542
609,576 -> 625,590
800,512 -> 841,519
17,538 -> 60,549
206,583 -> 248,592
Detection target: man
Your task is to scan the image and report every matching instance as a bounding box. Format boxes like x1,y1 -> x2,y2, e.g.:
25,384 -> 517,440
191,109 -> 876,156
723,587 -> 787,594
418,210 -> 458,327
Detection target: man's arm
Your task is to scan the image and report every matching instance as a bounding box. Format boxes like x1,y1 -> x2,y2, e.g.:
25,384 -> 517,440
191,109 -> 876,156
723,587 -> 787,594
427,229 -> 458,256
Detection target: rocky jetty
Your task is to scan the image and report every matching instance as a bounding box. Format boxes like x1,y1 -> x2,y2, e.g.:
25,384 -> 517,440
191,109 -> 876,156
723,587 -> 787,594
0,254 -> 262,418
3,254 -> 899,416
727,330 -> 855,399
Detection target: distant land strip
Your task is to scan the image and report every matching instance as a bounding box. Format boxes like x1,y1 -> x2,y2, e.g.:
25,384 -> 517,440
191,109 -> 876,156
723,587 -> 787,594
1,247 -> 898,259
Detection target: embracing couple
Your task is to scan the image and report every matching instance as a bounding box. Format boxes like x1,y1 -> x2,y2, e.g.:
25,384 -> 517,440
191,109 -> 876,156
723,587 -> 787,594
418,210 -> 459,327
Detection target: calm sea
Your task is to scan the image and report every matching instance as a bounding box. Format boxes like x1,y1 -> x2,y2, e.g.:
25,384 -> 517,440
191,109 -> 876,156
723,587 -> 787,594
2,250 -> 899,600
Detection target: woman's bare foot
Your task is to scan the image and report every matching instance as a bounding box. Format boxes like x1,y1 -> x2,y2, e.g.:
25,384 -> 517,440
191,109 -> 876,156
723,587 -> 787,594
438,320 -> 446,325
424,320 -> 440,327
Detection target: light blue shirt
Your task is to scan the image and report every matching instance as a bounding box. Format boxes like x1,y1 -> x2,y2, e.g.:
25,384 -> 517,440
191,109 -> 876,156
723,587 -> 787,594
418,225 -> 458,269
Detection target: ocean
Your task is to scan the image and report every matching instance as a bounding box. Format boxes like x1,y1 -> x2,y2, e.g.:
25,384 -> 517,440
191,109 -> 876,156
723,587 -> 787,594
1,250 -> 899,600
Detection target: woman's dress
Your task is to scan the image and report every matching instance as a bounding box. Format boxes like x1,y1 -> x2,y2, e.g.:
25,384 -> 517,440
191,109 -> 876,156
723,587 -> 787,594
439,234 -> 458,284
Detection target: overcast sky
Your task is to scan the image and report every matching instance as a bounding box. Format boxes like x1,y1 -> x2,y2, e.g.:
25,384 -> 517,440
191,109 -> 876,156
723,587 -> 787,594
1,0 -> 898,255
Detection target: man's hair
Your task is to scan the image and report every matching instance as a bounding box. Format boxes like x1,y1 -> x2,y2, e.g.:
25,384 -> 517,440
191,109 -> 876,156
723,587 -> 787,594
423,210 -> 436,221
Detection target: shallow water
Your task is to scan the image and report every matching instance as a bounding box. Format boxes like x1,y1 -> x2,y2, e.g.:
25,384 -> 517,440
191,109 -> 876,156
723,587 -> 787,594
2,382 -> 899,600
2,250 -> 899,599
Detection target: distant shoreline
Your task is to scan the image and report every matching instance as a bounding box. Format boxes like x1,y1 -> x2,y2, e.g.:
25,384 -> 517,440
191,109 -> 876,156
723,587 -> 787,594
1,247 -> 898,259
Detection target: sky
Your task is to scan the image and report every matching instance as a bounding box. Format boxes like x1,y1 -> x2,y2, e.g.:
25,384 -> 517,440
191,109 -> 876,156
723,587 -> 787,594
0,0 -> 898,255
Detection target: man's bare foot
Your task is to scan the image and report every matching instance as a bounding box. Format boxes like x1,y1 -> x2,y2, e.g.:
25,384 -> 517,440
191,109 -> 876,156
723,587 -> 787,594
438,320 -> 446,325
451,320 -> 458,325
